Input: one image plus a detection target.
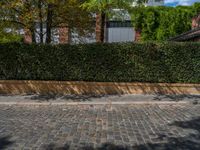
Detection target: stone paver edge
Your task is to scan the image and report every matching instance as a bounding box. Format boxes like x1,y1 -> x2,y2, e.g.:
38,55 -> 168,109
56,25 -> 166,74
0,101 -> 189,105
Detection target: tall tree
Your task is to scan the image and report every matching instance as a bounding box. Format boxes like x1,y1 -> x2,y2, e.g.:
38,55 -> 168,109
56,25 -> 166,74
38,0 -> 44,43
82,0 -> 147,42
47,0 -> 94,44
46,2 -> 54,43
0,0 -> 38,43
0,0 -> 94,44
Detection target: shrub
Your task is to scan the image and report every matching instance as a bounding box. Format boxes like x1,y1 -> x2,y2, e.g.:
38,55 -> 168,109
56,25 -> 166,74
131,3 -> 200,41
0,32 -> 23,43
0,42 -> 200,83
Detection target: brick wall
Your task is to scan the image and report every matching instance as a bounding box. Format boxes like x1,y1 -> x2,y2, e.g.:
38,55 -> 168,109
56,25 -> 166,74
58,27 -> 70,44
95,13 -> 101,42
192,15 -> 200,29
135,29 -> 141,42
23,29 -> 32,44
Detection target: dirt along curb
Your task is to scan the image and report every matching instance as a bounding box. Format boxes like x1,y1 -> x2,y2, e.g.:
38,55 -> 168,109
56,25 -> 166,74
0,94 -> 194,106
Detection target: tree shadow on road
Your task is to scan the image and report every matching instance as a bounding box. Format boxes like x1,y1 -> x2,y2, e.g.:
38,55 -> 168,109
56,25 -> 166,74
0,136 -> 14,150
153,94 -> 200,103
26,94 -> 115,102
44,143 -> 130,150
44,117 -> 200,150
136,117 -> 200,150
25,93 -> 200,103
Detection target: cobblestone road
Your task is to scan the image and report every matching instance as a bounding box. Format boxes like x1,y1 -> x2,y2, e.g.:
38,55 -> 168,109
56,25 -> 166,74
0,104 -> 200,150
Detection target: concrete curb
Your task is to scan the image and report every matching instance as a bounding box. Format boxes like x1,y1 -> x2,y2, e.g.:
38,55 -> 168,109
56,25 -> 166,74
1,80 -> 200,95
0,101 -> 189,106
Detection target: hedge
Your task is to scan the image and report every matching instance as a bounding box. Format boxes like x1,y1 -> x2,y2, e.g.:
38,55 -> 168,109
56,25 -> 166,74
0,42 -> 200,83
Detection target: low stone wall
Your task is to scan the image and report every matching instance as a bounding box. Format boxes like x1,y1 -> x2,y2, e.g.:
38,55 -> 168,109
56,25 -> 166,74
0,80 -> 200,95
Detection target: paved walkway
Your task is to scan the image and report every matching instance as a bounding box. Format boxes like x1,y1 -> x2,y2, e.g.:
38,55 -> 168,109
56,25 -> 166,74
0,94 -> 200,104
0,102 -> 200,149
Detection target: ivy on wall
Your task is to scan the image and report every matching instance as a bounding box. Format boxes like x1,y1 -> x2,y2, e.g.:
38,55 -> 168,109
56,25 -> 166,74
131,3 -> 200,41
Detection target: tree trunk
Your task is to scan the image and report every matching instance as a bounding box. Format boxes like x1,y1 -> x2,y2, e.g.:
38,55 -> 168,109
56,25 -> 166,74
31,30 -> 36,43
46,4 -> 53,44
38,0 -> 43,43
30,24 -> 36,43
100,12 -> 106,43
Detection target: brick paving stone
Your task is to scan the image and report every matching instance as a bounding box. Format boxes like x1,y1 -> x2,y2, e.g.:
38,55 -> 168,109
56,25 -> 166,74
0,104 -> 200,150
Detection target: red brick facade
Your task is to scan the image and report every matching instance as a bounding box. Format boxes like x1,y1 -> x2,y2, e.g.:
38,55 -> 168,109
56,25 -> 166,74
58,27 -> 70,44
192,15 -> 200,29
23,29 -> 32,44
170,14 -> 200,42
135,29 -> 141,42
95,13 -> 101,42
23,27 -> 70,44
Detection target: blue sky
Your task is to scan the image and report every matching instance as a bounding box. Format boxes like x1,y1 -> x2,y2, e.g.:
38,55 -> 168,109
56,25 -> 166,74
165,0 -> 200,6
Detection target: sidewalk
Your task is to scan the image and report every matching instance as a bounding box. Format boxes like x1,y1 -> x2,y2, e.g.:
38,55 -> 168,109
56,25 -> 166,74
0,94 -> 199,105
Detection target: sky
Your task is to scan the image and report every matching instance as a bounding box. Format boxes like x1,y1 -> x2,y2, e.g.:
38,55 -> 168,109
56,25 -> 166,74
164,0 -> 200,6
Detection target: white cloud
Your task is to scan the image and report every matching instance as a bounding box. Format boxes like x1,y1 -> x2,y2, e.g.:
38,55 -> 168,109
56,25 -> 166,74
165,0 -> 178,3
165,0 -> 200,6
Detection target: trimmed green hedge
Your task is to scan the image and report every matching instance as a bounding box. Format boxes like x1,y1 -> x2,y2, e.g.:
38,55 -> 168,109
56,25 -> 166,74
0,42 -> 200,83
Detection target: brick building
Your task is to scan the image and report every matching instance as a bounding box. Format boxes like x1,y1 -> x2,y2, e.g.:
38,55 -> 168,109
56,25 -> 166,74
23,1 -> 164,44
169,14 -> 200,42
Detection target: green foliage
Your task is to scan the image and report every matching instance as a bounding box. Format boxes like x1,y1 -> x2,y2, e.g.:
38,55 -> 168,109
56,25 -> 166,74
82,0 -> 147,14
1,42 -> 200,83
0,0 -> 94,43
131,3 -> 200,41
81,0 -> 147,43
0,32 -> 22,43
0,23 -> 22,43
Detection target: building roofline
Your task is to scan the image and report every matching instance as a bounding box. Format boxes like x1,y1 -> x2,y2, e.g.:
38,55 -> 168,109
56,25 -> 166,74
169,27 -> 200,41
